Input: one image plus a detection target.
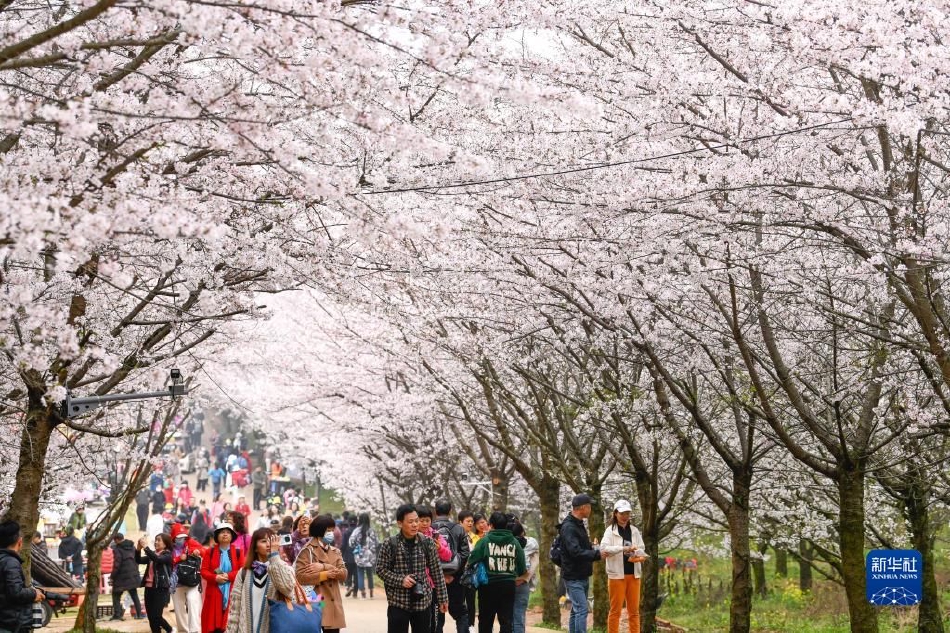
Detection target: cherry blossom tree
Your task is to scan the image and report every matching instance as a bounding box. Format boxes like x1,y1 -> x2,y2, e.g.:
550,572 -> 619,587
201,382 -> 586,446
0,0 -> 528,568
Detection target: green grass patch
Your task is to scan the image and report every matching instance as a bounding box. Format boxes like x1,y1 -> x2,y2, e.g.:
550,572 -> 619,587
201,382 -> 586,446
317,487 -> 346,515
654,547 -> 948,632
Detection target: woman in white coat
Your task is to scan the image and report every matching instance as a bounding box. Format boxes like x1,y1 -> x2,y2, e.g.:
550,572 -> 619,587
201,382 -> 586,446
600,499 -> 647,633
225,529 -> 296,633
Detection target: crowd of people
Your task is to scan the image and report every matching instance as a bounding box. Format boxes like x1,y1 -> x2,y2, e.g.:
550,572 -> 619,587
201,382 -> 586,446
0,417 -> 647,633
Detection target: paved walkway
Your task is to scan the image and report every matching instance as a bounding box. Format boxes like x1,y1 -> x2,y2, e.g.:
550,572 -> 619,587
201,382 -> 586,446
47,592 -> 558,631
46,420 -> 563,632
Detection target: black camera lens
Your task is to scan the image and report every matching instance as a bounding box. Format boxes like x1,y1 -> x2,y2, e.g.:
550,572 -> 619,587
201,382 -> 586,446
411,580 -> 426,599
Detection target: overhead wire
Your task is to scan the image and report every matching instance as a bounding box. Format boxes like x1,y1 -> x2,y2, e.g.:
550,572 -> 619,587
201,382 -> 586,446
359,117 -> 856,196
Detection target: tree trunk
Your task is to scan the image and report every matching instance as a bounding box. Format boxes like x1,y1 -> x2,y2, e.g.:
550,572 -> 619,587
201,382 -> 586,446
905,487 -> 943,633
727,472 -> 752,633
589,491 -> 609,630
3,392 -> 57,583
799,539 -> 813,592
636,477 -> 660,633
751,556 -> 766,599
752,539 -> 768,598
74,450 -> 153,632
490,467 -> 509,511
77,545 -> 103,632
838,468 -> 878,633
537,472 -> 562,628
774,548 -> 787,578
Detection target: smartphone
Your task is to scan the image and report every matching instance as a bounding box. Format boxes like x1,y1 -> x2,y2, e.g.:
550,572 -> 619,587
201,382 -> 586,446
279,533 -> 292,547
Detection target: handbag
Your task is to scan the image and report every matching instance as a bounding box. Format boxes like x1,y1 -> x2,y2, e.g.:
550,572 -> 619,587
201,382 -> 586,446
458,563 -> 477,589
459,560 -> 489,589
268,581 -> 322,633
474,560 -> 489,588
298,548 -> 321,604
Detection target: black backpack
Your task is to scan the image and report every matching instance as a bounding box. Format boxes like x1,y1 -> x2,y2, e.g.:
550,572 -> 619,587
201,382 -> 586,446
176,554 -> 201,587
434,524 -> 461,574
550,526 -> 564,567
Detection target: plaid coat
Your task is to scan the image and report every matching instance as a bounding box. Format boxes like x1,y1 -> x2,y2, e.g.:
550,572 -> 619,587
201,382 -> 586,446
375,534 -> 449,612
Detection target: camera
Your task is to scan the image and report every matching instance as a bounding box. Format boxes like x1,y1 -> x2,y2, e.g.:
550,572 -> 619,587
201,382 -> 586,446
410,577 -> 426,600
279,534 -> 292,547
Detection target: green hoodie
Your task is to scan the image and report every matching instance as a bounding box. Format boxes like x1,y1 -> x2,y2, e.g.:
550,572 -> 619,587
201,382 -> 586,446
467,529 -> 526,583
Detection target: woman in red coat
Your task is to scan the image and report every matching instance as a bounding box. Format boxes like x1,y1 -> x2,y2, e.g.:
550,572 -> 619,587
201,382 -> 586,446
200,523 -> 246,633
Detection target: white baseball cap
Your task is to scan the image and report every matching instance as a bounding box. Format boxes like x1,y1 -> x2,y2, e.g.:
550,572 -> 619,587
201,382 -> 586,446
614,499 -> 633,513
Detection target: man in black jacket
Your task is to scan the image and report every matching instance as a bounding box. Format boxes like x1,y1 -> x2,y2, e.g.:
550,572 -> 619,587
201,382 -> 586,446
0,521 -> 44,633
432,500 -> 470,633
57,526 -> 84,582
559,494 -> 607,633
135,487 -> 151,533
109,534 -> 143,620
341,516 -> 359,597
150,487 -> 165,515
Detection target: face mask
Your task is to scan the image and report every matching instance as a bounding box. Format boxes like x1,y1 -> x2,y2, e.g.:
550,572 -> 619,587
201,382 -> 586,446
323,534 -> 334,545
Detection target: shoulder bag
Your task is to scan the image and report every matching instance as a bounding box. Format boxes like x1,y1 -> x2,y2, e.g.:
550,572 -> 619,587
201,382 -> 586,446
268,580 -> 322,633
459,560 -> 489,589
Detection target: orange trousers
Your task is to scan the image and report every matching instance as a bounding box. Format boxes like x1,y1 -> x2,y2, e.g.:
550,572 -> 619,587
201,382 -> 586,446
608,575 -> 641,633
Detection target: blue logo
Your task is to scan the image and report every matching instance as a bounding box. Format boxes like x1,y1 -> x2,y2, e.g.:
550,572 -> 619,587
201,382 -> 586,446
866,549 -> 922,606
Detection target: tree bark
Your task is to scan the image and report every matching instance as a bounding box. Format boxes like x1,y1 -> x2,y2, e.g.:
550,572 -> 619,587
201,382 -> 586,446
752,553 -> 766,598
774,548 -> 787,577
3,388 -> 57,583
728,472 -> 752,633
905,487 -> 943,633
636,476 -> 660,633
752,538 -> 768,597
78,546 -> 102,632
589,492 -> 609,630
490,467 -> 509,510
838,469 -> 878,633
799,539 -> 813,592
537,472 -> 562,628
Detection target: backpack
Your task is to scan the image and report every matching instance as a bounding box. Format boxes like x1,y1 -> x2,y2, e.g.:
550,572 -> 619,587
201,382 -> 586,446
434,524 -> 461,574
176,554 -> 201,588
550,527 -> 563,567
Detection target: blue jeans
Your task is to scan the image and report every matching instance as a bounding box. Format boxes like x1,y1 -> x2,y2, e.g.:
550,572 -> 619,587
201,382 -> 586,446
565,578 -> 590,633
512,583 -> 531,633
356,566 -> 374,592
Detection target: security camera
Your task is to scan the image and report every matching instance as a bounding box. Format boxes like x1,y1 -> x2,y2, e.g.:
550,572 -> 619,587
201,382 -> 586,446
168,369 -> 187,397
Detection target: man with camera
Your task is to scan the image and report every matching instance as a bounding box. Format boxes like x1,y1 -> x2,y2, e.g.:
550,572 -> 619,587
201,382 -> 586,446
0,521 -> 45,633
376,504 -> 449,633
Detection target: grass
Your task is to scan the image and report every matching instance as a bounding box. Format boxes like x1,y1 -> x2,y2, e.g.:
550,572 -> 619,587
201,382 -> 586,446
317,486 -> 347,516
654,547 -> 949,632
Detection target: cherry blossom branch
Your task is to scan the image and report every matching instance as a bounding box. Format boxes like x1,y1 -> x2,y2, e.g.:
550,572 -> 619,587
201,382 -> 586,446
60,416 -> 150,437
0,0 -> 119,65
